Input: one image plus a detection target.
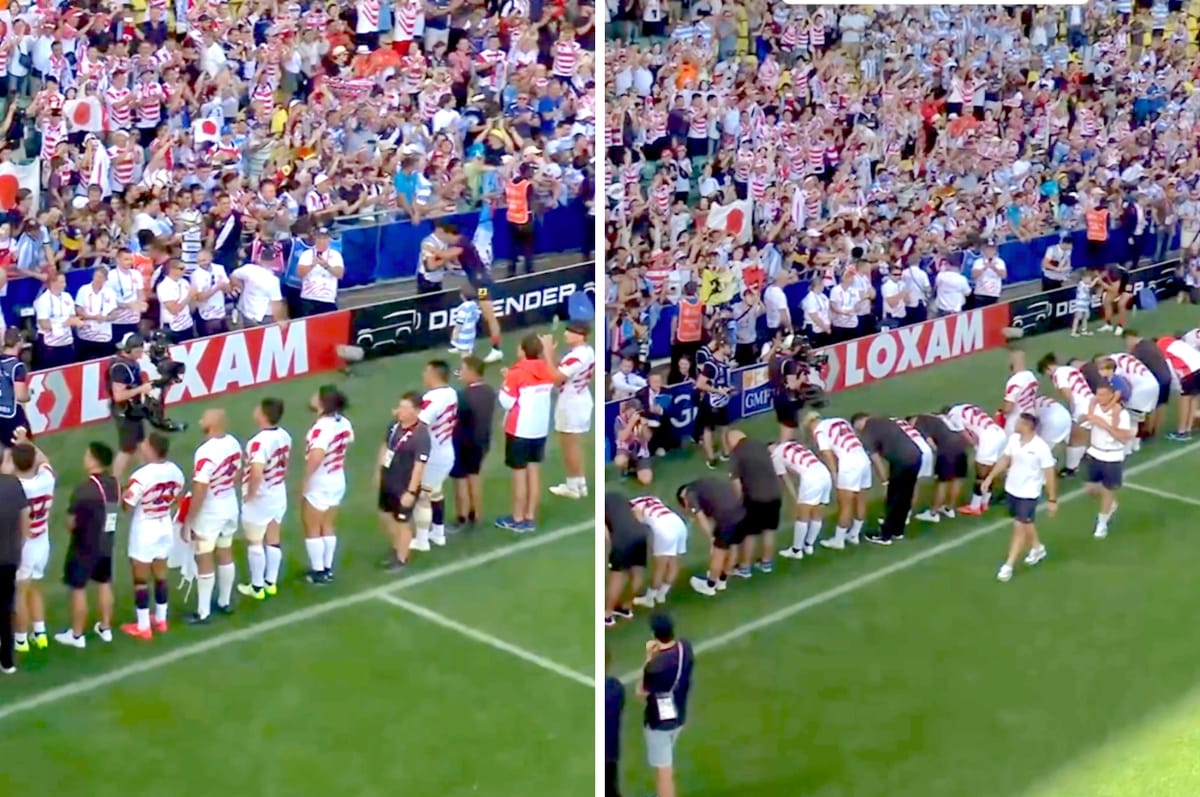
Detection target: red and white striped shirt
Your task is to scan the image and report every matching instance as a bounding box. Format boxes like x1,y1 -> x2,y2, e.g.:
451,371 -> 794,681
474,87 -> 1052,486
192,435 -> 244,519
124,461 -> 185,524
558,344 -> 595,399
551,39 -> 582,78
19,464 -> 55,538
687,109 -> 706,138
135,82 -> 164,127
105,86 -> 133,130
418,385 -> 459,462
356,0 -> 381,32
394,0 -> 422,42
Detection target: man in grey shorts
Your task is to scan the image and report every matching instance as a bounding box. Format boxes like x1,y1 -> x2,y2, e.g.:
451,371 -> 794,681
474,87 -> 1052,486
639,613 -> 694,797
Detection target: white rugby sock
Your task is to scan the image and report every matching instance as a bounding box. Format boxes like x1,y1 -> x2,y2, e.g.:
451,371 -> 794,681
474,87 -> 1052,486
849,519 -> 864,539
806,520 -> 823,546
136,607 -> 150,631
217,563 -> 235,607
792,520 -> 806,550
247,544 -> 266,588
32,621 -> 45,634
1066,446 -> 1085,470
265,545 -> 283,585
834,525 -> 847,543
196,573 -> 215,619
323,536 -> 338,570
305,538 -> 325,572
155,602 -> 167,623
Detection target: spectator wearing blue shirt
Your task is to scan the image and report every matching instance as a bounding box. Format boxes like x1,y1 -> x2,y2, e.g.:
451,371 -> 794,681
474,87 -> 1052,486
392,158 -> 421,215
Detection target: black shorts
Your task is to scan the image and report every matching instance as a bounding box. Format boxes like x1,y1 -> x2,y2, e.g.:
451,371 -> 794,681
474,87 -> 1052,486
64,550 -> 112,589
712,514 -> 747,550
609,537 -> 648,571
1181,370 -> 1200,397
505,435 -> 546,469
0,408 -> 32,447
742,498 -> 782,536
935,449 -> 969,481
470,276 -> 497,302
1006,493 -> 1039,523
1156,374 -> 1173,406
1084,454 -> 1123,490
696,402 -> 730,432
116,414 -> 146,454
773,394 -> 799,428
450,445 -> 486,477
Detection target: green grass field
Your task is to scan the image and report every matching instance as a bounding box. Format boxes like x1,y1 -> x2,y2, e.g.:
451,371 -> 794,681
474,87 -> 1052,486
607,302 -> 1200,797
0,325 -> 595,797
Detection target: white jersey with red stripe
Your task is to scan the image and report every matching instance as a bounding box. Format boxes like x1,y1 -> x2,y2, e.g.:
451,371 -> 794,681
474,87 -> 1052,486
944,403 -> 1004,438
124,460 -> 185,527
192,435 -> 243,520
629,495 -> 678,526
770,440 -> 824,478
811,418 -> 868,463
1160,337 -> 1200,377
892,417 -> 934,458
419,385 -> 459,466
1004,370 -> 1040,414
558,344 -> 595,402
243,426 -> 292,521
1181,329 -> 1200,351
19,464 -> 56,539
305,414 -> 355,493
1050,366 -> 1096,418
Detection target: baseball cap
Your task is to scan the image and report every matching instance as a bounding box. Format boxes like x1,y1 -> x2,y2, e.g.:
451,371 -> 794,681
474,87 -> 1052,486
118,332 -> 144,352
566,320 -> 591,336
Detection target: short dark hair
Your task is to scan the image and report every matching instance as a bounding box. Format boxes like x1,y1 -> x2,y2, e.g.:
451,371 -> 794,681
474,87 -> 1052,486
850,412 -> 869,425
10,443 -> 35,472
400,390 -> 422,409
520,333 -> 543,360
461,355 -> 485,377
426,360 -> 451,383
650,613 -> 675,643
87,441 -> 114,468
1036,353 -> 1058,373
145,432 -> 170,459
317,385 -> 348,415
260,397 -> 285,425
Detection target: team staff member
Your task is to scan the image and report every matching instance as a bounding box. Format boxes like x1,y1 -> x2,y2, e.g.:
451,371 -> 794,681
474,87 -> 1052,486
0,329 -> 32,446
981,412 -> 1058,583
639,613 -> 694,797
695,340 -> 734,469
605,649 -> 625,797
604,490 -> 648,627
1123,330 -> 1175,439
505,163 -> 536,277
107,333 -> 154,481
725,429 -> 782,575
1083,383 -> 1134,539
496,334 -> 557,533
767,338 -> 805,442
378,393 -> 431,572
0,463 -> 27,674
56,442 -> 119,649
677,477 -> 746,597
910,413 -> 970,522
852,414 -> 923,545
451,357 -> 496,530
297,227 -> 345,317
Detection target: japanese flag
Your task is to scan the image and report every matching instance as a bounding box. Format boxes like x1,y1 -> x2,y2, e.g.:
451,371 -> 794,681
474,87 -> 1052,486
193,117 -> 221,145
704,198 -> 753,244
0,161 -> 39,212
64,97 -> 103,132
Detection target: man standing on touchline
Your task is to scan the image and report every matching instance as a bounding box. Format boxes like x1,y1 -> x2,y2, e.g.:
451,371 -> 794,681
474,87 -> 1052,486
640,613 -> 694,797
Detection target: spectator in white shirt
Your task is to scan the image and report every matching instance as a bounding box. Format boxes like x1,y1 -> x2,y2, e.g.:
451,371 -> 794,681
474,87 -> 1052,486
231,258 -> 287,327
762,271 -> 792,339
934,262 -> 972,316
108,250 -> 147,344
297,227 -> 345,317
901,261 -> 932,322
155,260 -> 196,341
189,249 -> 232,337
610,356 -> 648,400
1041,235 -> 1074,293
829,267 -> 862,342
34,272 -> 81,369
800,275 -> 832,347
880,266 -> 908,330
75,265 -> 120,362
971,242 -> 1007,307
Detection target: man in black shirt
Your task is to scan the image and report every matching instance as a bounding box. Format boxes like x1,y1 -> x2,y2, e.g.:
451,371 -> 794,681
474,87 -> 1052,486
910,413 -> 969,522
639,613 -> 693,797
767,339 -> 805,441
56,441 -> 120,648
107,333 -> 154,481
725,429 -> 782,575
605,491 -> 648,627
605,649 -> 625,797
1124,330 -> 1175,437
695,340 -> 734,469
451,357 -> 497,529
0,467 -> 29,674
378,393 -> 432,572
677,477 -> 746,596
852,414 -> 922,545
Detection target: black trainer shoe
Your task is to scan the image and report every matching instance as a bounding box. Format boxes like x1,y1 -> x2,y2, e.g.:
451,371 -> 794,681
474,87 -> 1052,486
865,533 -> 893,547
185,613 -> 212,626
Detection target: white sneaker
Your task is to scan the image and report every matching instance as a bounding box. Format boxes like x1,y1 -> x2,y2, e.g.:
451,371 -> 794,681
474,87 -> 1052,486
819,538 -> 845,551
1070,331 -> 1080,338
549,483 -> 583,499
803,545 -> 815,556
714,578 -> 728,592
1098,324 -> 1113,333
1094,524 -> 1108,539
1114,326 -> 1124,336
997,564 -> 1013,582
778,547 -> 804,560
93,623 -> 113,643
0,665 -> 15,675
483,349 -> 504,364
940,507 -> 957,519
632,593 -> 657,608
410,538 -> 432,552
430,530 -> 447,547
847,533 -> 861,546
689,576 -> 717,596
1024,546 -> 1047,566
914,510 -> 941,523
55,630 -> 86,649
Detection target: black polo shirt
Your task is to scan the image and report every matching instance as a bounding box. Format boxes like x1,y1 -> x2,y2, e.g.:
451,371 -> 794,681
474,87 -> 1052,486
642,640 -> 694,731
69,473 -> 120,558
605,676 -> 624,764
729,438 -> 781,503
455,381 -> 497,450
912,414 -> 965,456
0,473 -> 27,566
381,421 -> 432,495
1133,339 -> 1174,385
685,477 -> 745,528
859,417 -> 922,468
605,491 -> 647,550
1079,361 -> 1103,392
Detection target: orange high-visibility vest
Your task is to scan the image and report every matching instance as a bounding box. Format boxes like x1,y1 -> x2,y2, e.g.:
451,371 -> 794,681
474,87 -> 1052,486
505,179 -> 531,225
1085,208 -> 1109,242
676,297 -> 703,342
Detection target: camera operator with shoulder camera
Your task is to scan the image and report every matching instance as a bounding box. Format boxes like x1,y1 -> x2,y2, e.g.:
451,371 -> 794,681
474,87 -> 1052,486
0,329 -> 33,447
108,333 -> 154,481
768,334 -> 829,442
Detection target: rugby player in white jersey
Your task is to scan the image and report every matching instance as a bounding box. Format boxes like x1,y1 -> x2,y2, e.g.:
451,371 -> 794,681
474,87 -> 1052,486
803,411 -> 870,549
1182,328 -> 1200,351
1096,352 -> 1159,452
1157,334 -> 1200,440
413,361 -> 458,551
1031,395 -> 1072,454
237,398 -> 292,600
301,386 -> 354,582
629,495 -> 688,608
120,433 -> 184,639
1000,351 -> 1040,434
545,322 -> 596,500
183,409 -> 243,623
1038,353 -> 1096,476
940,403 -> 1007,515
10,441 -> 53,652
770,439 -> 832,559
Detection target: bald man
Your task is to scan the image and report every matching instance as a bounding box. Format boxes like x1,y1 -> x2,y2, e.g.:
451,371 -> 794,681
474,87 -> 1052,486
183,409 -> 244,624
724,429 -> 782,575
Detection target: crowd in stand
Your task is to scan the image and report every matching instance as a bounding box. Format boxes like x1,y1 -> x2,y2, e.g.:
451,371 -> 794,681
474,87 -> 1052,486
603,2 -> 1200,399
0,0 -> 597,369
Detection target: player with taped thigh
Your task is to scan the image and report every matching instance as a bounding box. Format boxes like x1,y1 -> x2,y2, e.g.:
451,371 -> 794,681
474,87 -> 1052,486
301,386 -> 355,583
238,399 -> 292,600
1039,353 -> 1097,476
183,410 -> 243,624
771,440 -> 832,559
10,441 -> 53,652
804,412 -> 871,549
119,433 -> 184,639
413,362 -> 458,551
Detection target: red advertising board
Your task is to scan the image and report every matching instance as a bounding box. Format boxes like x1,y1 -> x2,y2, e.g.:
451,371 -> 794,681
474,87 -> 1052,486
24,311 -> 351,436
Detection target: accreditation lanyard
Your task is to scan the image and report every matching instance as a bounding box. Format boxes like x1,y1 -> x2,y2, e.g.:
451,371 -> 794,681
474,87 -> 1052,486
90,475 -> 118,535
654,646 -> 684,723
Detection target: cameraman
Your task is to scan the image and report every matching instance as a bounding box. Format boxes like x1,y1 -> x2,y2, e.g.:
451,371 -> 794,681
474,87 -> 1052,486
107,334 -> 153,481
613,399 -> 654,486
0,329 -> 32,446
767,335 -> 805,442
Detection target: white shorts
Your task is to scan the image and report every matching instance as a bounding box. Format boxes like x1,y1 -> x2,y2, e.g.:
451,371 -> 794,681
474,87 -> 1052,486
650,514 -> 688,557
1070,396 -> 1092,424
1128,380 -> 1159,416
974,427 -> 1007,467
421,459 -> 454,493
304,483 -> 346,513
554,395 -> 594,434
835,451 -> 872,492
17,533 -> 49,580
1037,405 -> 1073,447
796,465 -> 833,506
242,496 -> 287,528
192,514 -> 237,541
916,443 -> 935,479
128,517 -> 174,564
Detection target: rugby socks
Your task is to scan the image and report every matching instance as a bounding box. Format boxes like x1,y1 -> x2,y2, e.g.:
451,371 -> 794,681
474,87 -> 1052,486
1066,446 -> 1085,470
305,538 -> 325,573
32,621 -> 45,636
806,519 -> 823,547
490,334 -> 501,347
14,632 -> 26,644
833,526 -> 848,544
431,502 -> 445,541
196,573 -> 215,619
265,544 -> 283,586
656,584 -> 671,602
154,580 -> 168,624
569,476 -> 587,492
849,519 -> 864,541
969,485 -> 984,510
323,536 -> 338,571
247,544 -> 266,588
792,520 -> 806,551
135,584 -> 151,631
217,563 -> 235,607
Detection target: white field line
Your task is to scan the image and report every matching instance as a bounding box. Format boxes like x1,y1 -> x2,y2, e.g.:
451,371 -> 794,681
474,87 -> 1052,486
0,521 -> 592,724
620,440 -> 1200,684
1123,482 -> 1200,509
377,593 -> 594,688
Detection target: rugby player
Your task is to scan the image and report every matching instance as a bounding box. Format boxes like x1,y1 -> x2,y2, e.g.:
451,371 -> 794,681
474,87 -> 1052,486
605,491 -> 648,626
1082,383 -> 1134,537
300,386 -> 354,583
1156,334 -> 1200,441
1182,328 -> 1200,350
237,399 -> 292,599
695,339 -> 734,468
1122,331 -> 1176,438
183,409 -> 243,623
770,440 -> 833,559
940,403 -> 1007,515
1096,352 -> 1159,452
629,494 -> 688,608
1030,396 -> 1073,455
545,322 -> 596,500
120,433 -> 184,638
803,412 -> 870,549
980,412 -> 1057,582
10,441 -> 53,651
677,478 -> 746,597
911,413 -> 969,522
1038,354 -> 1096,476
1000,351 -> 1040,434
414,361 -> 458,550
